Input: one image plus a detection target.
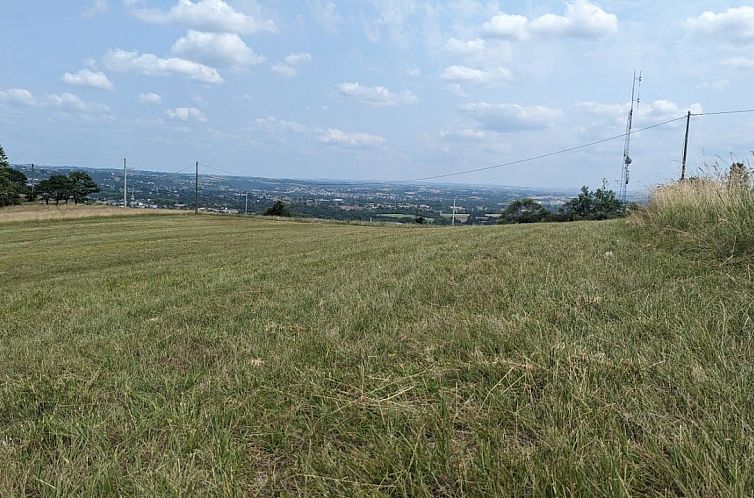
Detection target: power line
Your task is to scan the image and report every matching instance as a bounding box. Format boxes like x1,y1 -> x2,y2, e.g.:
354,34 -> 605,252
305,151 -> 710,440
305,114 -> 690,187
199,162 -> 237,176
692,109 -> 754,117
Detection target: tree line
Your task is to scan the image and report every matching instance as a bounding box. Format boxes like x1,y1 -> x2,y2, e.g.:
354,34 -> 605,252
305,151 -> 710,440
0,145 -> 100,207
499,182 -> 625,225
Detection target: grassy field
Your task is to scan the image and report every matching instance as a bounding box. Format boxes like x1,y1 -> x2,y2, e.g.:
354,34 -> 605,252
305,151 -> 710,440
1,211 -> 753,496
0,204 -> 185,224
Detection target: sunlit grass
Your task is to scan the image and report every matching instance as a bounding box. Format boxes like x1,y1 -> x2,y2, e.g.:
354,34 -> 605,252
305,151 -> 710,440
1,214 -> 753,496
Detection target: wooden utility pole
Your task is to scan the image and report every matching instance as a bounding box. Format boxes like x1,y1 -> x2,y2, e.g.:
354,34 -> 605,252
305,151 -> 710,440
30,163 -> 34,201
245,192 -> 249,216
195,161 -> 199,215
123,157 -> 127,208
681,111 -> 691,181
452,198 -> 457,226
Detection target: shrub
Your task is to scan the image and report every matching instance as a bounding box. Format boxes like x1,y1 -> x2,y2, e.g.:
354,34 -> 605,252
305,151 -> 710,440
562,182 -> 624,221
264,200 -> 292,217
499,198 -> 550,224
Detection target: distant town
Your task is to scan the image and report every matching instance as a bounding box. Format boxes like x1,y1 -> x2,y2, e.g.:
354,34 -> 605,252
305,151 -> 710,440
13,164 -> 583,225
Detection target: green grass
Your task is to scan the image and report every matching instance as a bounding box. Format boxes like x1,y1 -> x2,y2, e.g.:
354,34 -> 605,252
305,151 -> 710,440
1,214 -> 753,496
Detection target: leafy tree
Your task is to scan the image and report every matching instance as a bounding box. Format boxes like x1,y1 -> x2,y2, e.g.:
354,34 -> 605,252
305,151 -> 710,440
37,175 -> 73,205
0,145 -> 25,207
499,198 -> 550,224
564,181 -> 624,220
264,200 -> 292,217
68,171 -> 100,204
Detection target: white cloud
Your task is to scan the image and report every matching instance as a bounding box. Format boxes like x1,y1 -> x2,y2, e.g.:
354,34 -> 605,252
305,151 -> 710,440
137,92 -> 162,104
529,0 -> 617,38
284,52 -> 312,66
440,65 -> 512,85
723,57 -> 754,70
82,0 -> 109,18
406,67 -> 421,77
308,0 -> 342,34
320,129 -> 385,147
171,30 -> 265,67
104,48 -> 223,84
685,7 -> 754,42
439,127 -> 502,143
166,107 -> 207,122
482,14 -> 528,40
336,82 -> 416,107
62,69 -> 114,90
0,88 -> 108,114
271,64 -> 298,77
0,88 -> 37,106
46,92 -> 110,114
461,103 -> 563,132
129,0 -> 277,34
481,0 -> 617,41
443,37 -> 512,65
270,52 -> 311,77
254,116 -> 308,134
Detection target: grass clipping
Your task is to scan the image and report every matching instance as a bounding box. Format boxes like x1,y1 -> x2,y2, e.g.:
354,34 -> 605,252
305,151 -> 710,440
632,172 -> 754,261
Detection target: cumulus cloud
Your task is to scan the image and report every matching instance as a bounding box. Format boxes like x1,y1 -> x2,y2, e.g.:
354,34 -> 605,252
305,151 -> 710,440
62,69 -> 114,90
685,6 -> 754,42
0,88 -> 108,114
128,0 -> 277,34
440,65 -> 512,85
137,92 -> 162,104
336,82 -> 416,107
270,52 -> 311,77
482,0 -> 617,40
461,103 -> 563,132
320,129 -> 385,147
82,0 -> 109,18
0,88 -> 37,106
482,14 -> 529,40
171,30 -> 265,67
166,107 -> 207,122
104,48 -> 223,84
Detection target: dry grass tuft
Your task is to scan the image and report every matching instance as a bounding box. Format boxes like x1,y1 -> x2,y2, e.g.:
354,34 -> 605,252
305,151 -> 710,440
631,173 -> 754,261
0,204 -> 187,224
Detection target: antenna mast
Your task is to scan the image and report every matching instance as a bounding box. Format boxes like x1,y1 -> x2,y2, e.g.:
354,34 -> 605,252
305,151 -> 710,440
620,71 -> 641,203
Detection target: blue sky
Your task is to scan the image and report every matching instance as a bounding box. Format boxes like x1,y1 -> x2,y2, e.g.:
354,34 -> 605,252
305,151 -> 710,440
1,0 -> 753,188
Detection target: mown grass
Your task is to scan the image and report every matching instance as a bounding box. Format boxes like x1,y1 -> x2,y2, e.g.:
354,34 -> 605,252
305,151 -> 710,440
631,176 -> 754,262
1,213 -> 753,496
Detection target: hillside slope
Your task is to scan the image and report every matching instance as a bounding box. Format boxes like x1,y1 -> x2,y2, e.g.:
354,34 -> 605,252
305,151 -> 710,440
1,214 -> 753,496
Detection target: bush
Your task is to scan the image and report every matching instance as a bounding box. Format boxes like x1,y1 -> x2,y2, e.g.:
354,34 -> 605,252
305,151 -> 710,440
499,199 -> 550,224
631,162 -> 754,261
264,200 -> 292,217
562,182 -> 624,221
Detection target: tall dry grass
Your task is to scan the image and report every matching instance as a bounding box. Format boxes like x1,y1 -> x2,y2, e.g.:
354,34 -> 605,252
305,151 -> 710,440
0,204 -> 186,224
632,170 -> 754,261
